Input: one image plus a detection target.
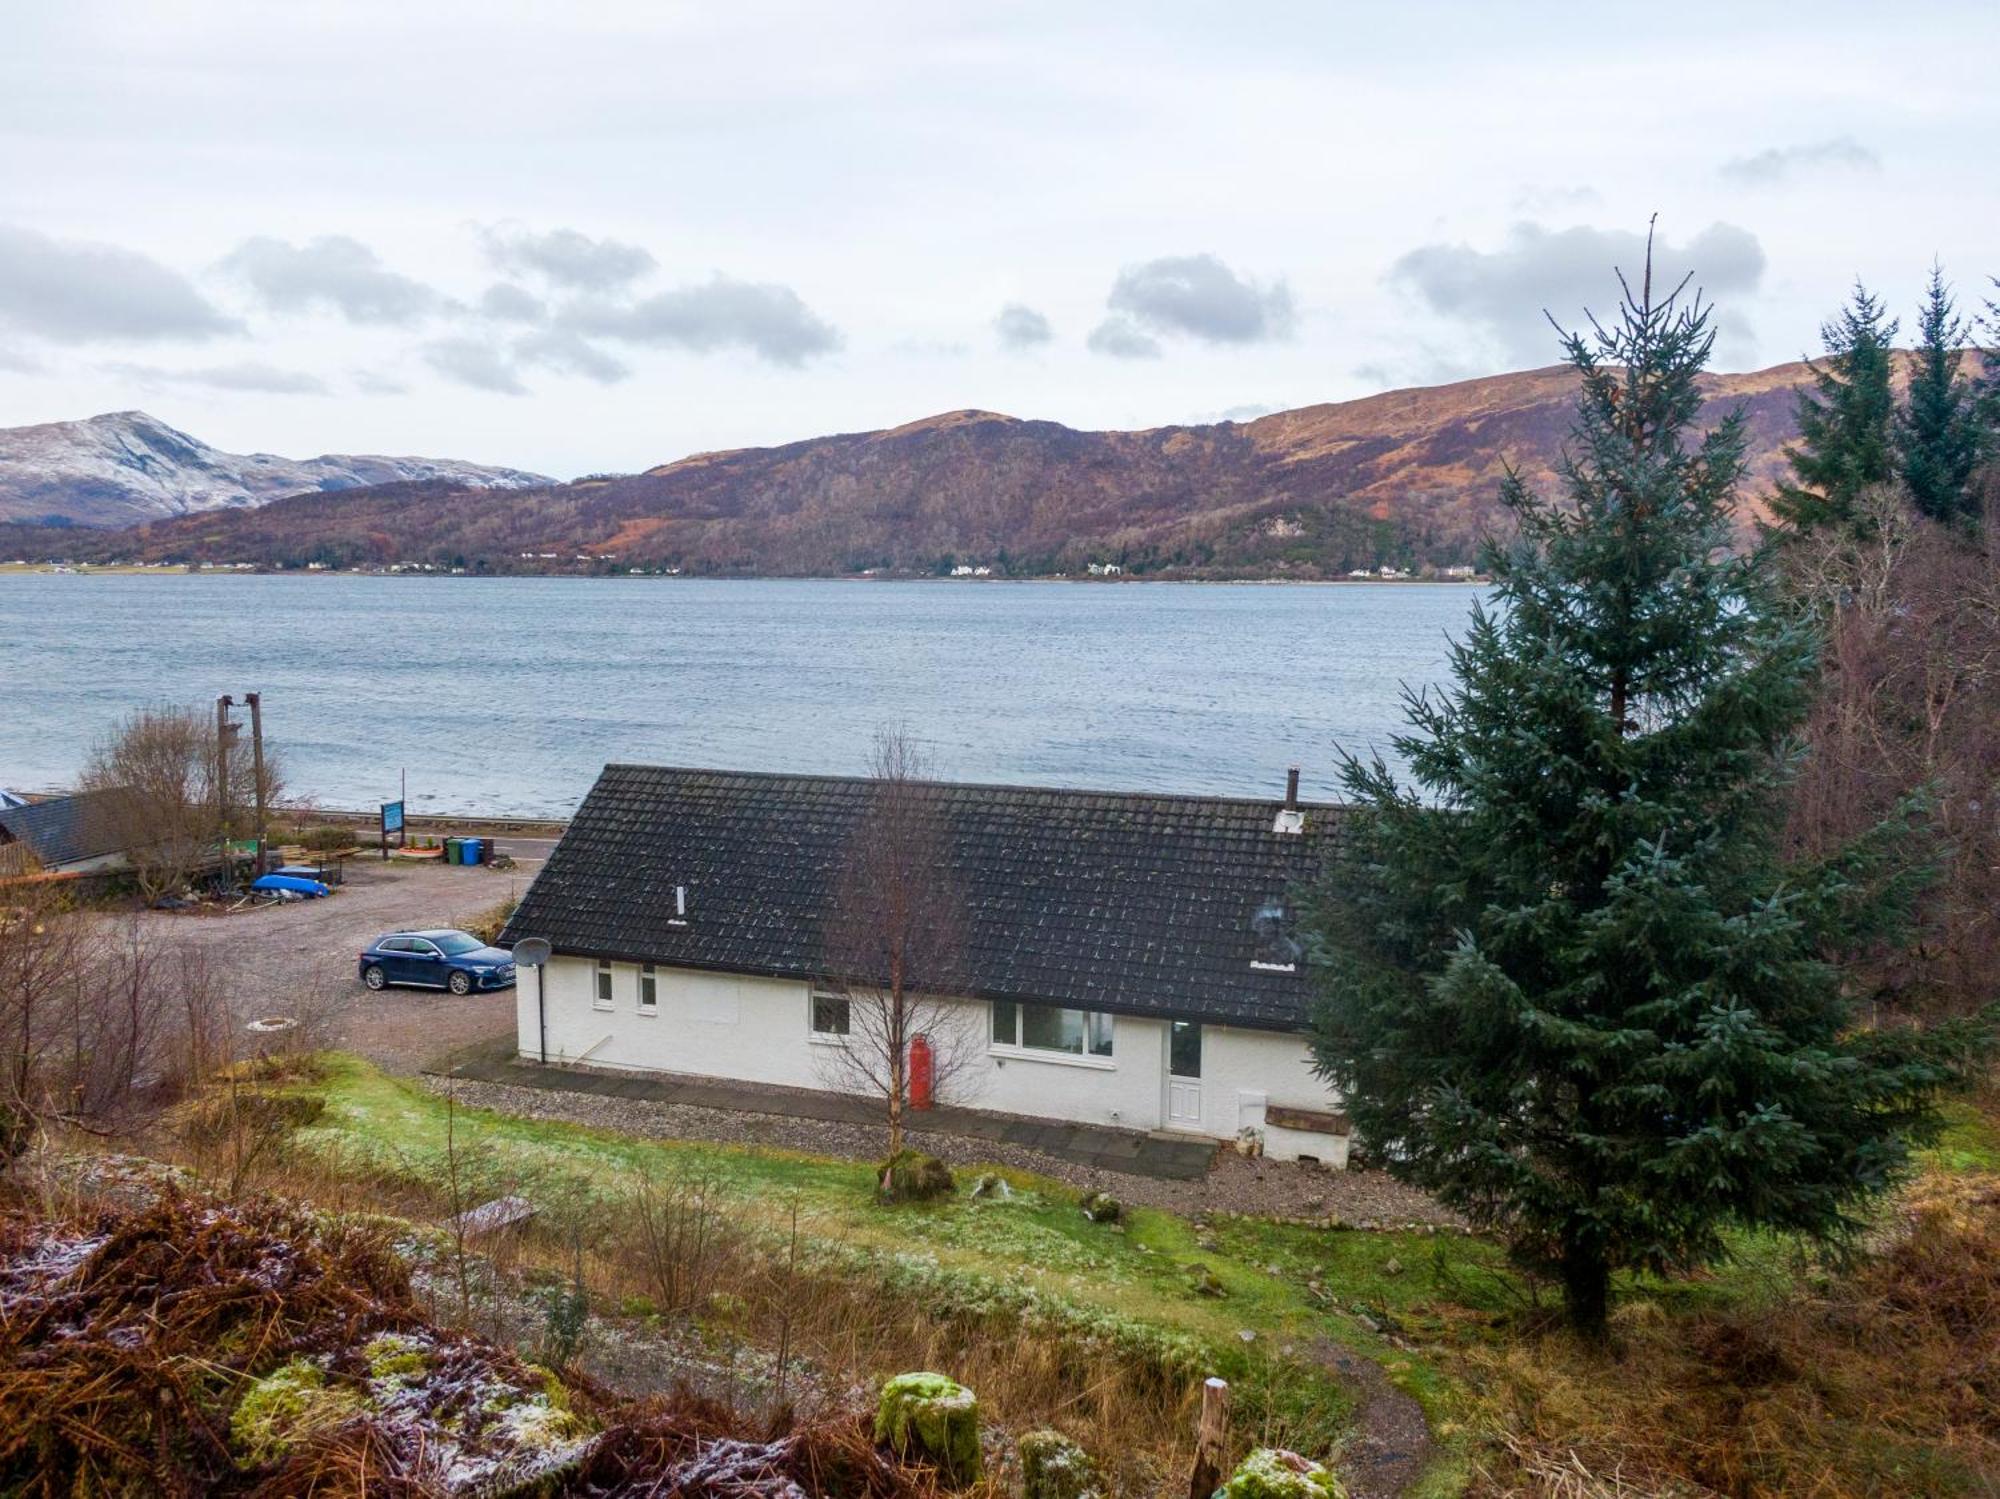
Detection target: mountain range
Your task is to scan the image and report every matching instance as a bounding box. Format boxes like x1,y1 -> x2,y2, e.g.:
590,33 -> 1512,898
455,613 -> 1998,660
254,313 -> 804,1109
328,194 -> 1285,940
0,411 -> 549,528
0,360 -> 1858,576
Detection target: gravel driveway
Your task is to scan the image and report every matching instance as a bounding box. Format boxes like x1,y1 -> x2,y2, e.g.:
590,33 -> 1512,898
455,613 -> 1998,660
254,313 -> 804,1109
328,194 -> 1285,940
116,855 -> 533,1073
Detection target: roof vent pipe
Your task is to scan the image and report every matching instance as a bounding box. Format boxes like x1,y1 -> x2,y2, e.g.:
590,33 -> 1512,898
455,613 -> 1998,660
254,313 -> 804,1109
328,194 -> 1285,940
1285,766 -> 1300,810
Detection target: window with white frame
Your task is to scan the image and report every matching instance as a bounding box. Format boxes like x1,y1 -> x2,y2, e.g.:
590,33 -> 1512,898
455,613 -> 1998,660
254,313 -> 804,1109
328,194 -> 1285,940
990,1000 -> 1112,1058
594,959 -> 614,1010
639,964 -> 657,1012
810,987 -> 850,1039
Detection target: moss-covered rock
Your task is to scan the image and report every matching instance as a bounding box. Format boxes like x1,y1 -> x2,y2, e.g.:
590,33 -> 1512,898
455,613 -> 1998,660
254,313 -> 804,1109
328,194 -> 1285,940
1019,1427 -> 1100,1499
878,1150 -> 956,1202
1080,1191 -> 1122,1224
874,1371 -> 980,1482
1185,1263 -> 1227,1298
230,1358 -> 364,1468
362,1332 -> 430,1385
1216,1447 -> 1347,1499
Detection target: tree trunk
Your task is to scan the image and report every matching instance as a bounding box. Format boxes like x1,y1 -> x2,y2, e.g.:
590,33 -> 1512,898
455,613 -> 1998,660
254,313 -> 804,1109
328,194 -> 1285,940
1561,1249 -> 1611,1340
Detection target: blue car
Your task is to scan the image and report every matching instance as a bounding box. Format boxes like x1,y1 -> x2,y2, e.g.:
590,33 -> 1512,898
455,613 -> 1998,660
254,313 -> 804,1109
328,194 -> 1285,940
358,929 -> 515,995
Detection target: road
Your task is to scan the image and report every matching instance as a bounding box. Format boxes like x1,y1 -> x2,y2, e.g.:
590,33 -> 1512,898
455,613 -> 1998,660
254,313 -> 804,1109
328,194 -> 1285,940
124,852 -> 541,1074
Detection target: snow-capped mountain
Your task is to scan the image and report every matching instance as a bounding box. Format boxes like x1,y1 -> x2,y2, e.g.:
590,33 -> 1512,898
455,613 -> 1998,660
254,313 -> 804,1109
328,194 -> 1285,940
0,411 -> 551,527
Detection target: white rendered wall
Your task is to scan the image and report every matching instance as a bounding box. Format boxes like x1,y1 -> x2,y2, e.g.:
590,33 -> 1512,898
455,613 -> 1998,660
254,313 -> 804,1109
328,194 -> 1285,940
517,956 -> 1347,1164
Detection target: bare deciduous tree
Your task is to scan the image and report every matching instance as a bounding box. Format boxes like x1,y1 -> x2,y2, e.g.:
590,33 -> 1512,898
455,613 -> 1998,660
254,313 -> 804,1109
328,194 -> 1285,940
1785,485 -> 2000,1016
814,729 -> 976,1159
0,890 -> 228,1155
80,702 -> 286,904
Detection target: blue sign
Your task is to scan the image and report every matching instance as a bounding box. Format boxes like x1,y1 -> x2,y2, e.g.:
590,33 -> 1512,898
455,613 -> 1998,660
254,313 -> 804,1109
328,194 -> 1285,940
381,800 -> 405,834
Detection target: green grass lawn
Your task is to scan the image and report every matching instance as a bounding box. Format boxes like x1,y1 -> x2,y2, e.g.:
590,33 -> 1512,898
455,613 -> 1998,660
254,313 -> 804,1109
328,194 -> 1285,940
291,1054 -> 1498,1489
286,1054 -> 1994,1497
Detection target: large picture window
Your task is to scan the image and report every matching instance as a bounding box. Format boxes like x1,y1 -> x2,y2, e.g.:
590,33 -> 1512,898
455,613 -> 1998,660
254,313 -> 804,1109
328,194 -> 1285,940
990,1000 -> 1112,1058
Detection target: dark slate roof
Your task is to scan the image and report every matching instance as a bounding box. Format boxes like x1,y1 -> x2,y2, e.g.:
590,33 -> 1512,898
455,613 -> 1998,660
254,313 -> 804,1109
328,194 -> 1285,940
0,789 -> 128,869
501,765 -> 1338,1032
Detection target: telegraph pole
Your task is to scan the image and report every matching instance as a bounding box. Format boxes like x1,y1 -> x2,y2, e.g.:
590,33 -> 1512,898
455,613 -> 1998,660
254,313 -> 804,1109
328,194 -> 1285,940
246,692 -> 268,877
215,695 -> 235,855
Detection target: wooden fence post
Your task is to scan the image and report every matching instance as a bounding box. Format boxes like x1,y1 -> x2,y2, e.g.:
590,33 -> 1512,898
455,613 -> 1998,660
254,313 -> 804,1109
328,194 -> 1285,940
1188,1375 -> 1230,1499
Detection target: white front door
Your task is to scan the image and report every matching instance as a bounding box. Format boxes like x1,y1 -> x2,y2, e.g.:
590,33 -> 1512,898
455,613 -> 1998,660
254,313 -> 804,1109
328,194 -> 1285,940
1165,1021 -> 1203,1130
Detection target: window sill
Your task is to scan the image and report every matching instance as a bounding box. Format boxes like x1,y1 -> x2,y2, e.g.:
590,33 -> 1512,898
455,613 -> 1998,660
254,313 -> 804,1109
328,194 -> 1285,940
807,1033 -> 850,1047
592,1001 -> 615,1012
635,1006 -> 657,1017
988,1045 -> 1116,1072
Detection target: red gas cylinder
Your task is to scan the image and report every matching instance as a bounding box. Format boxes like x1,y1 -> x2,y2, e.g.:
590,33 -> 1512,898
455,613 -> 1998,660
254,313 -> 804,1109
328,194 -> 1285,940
909,1033 -> 934,1110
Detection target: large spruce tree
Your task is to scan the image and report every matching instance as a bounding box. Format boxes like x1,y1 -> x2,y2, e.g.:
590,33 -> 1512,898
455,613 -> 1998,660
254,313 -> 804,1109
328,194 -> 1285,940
1898,264 -> 1983,526
1771,282 -> 1900,535
1306,253 -> 1956,1336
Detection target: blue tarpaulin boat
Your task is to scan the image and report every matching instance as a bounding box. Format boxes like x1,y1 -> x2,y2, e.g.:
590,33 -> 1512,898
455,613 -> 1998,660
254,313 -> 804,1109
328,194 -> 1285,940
251,873 -> 331,898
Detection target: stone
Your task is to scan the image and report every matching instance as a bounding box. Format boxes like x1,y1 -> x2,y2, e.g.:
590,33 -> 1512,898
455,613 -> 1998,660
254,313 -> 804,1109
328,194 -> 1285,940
1186,1264 -> 1227,1298
878,1151 -> 955,1202
875,1372 -> 981,1484
1216,1446 -> 1347,1499
1079,1191 -> 1122,1224
230,1358 -> 363,1469
1382,1256 -> 1404,1277
1018,1428 -> 1101,1499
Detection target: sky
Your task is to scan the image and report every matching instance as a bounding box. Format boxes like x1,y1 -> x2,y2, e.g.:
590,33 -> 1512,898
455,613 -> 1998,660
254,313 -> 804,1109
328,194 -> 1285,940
1,0 -> 1996,480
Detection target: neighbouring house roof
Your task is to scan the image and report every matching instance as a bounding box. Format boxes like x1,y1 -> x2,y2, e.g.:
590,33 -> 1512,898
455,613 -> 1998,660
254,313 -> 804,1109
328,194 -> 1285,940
502,764 -> 1338,1032
0,788 -> 129,872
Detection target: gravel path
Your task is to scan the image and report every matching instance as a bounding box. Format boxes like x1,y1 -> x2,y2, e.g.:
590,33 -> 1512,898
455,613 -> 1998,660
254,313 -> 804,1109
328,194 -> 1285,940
429,1073 -> 1458,1226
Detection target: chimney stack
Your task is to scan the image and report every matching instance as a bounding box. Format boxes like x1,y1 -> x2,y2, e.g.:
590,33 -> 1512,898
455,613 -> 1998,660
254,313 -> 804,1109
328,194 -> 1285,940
1273,767 -> 1305,835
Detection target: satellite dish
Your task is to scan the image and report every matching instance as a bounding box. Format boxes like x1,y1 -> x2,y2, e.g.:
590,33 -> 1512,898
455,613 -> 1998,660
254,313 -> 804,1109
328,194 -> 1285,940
512,937 -> 552,967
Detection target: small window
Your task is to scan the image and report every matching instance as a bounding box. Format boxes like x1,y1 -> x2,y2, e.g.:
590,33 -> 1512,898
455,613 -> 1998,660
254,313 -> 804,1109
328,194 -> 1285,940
594,960 -> 613,1009
1169,1020 -> 1202,1079
811,989 -> 850,1038
991,1000 -> 1018,1046
639,964 -> 657,1011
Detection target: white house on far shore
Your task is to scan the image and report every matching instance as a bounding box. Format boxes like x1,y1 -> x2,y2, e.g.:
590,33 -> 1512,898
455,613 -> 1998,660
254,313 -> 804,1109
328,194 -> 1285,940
501,764 -> 1351,1166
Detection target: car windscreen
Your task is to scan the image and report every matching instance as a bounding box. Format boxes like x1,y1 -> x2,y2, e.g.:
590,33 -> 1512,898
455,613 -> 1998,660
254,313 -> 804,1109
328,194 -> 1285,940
430,933 -> 485,955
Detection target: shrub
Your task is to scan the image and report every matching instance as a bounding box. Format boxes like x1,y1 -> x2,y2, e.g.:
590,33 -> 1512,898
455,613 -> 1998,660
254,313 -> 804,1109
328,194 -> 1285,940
878,1150 -> 955,1203
1080,1191 -> 1122,1224
1019,1428 -> 1101,1499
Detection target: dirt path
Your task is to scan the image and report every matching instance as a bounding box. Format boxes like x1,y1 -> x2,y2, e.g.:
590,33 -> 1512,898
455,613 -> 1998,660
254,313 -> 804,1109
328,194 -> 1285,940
1309,1336 -> 1437,1498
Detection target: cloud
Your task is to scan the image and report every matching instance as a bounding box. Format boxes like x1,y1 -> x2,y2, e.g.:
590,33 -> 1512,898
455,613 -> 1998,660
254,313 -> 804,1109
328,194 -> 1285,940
421,337 -> 527,395
0,346 -> 44,374
567,275 -> 840,366
1510,184 -> 1603,214
1103,253 -> 1295,345
994,303 -> 1053,349
0,223 -> 238,344
221,234 -> 445,325
514,328 -> 630,384
106,360 -> 329,395
1720,136 -> 1879,185
1388,221 -> 1767,368
482,225 -> 656,293
351,370 -> 408,396
479,282 -> 547,323
1085,316 -> 1162,359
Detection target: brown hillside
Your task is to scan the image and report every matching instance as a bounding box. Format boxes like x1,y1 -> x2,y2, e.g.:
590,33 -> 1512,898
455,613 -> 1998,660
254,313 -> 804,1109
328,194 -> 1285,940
6,360 -> 1850,578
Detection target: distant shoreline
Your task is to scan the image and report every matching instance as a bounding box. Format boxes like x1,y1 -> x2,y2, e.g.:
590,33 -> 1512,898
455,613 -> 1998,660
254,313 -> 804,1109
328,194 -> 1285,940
0,563 -> 1491,587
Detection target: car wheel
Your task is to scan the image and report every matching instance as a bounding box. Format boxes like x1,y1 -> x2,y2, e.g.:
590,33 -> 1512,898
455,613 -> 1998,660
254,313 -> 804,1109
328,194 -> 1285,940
447,969 -> 473,996
363,965 -> 388,991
